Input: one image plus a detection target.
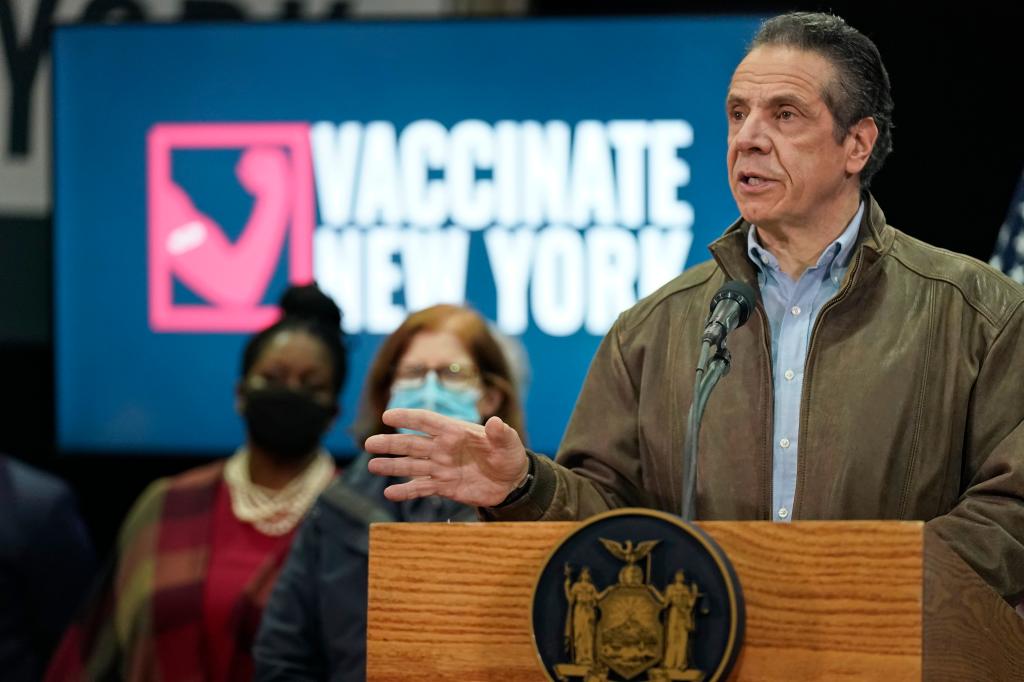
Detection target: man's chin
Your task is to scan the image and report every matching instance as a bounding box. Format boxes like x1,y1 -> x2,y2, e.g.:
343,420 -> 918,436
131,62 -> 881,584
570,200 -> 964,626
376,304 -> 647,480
738,205 -> 770,226
732,190 -> 766,221
734,196 -> 782,227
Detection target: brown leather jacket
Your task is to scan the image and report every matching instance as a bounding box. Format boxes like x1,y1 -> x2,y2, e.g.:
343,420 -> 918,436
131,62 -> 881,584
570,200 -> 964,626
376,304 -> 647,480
489,195 -> 1024,600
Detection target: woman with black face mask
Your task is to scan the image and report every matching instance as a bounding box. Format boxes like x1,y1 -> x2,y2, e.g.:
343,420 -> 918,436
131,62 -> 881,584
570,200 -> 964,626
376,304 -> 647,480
253,304 -> 527,682
47,284 -> 346,682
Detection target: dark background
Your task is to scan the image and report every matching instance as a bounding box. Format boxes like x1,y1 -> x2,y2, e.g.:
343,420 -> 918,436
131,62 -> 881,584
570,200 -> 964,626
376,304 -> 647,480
1,0 -> 1021,558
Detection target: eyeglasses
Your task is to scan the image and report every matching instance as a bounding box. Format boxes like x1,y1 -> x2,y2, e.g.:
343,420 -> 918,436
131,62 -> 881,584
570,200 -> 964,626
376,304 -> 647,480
246,374 -> 334,404
392,362 -> 482,390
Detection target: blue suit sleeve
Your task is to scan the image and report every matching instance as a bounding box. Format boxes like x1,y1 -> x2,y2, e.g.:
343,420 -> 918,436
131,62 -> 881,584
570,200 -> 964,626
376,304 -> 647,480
24,484 -> 97,658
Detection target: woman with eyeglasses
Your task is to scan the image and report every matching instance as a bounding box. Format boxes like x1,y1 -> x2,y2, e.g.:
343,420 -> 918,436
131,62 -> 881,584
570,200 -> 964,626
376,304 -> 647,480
253,303 -> 526,682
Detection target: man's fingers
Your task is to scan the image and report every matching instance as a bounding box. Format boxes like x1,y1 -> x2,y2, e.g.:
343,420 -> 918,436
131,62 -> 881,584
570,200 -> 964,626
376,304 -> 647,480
366,456 -> 435,478
382,477 -> 438,502
364,432 -> 435,458
382,408 -> 461,436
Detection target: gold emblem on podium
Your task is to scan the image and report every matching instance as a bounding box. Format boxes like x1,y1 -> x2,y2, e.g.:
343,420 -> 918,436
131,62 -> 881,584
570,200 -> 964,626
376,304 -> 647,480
532,509 -> 744,682
556,538 -> 705,681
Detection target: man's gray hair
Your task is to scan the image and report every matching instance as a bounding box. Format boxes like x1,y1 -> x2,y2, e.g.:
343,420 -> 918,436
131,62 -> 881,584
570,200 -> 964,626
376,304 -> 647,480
750,12 -> 895,189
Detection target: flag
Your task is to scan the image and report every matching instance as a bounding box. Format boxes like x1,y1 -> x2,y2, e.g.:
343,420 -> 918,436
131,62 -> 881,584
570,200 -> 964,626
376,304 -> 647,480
990,170 -> 1024,285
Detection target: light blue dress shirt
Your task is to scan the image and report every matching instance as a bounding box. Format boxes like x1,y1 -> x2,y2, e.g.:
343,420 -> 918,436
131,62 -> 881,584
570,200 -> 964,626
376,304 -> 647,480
746,202 -> 864,521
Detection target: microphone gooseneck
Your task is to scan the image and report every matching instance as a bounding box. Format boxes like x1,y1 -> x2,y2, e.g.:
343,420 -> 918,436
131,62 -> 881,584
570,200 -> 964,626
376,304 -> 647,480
681,281 -> 757,520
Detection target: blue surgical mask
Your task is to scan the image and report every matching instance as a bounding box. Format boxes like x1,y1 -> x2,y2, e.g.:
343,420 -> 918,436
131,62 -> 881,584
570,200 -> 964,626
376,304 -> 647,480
387,371 -> 481,432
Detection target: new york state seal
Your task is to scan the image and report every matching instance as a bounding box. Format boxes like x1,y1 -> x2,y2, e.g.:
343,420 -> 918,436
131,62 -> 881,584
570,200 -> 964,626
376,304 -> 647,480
532,509 -> 744,682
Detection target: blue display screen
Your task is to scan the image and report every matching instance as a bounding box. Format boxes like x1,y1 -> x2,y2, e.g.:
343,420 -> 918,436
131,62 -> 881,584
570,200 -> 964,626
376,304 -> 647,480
53,16 -> 762,455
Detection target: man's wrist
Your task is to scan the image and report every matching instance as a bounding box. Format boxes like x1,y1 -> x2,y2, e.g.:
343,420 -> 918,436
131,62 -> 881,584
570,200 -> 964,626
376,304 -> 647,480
493,454 -> 535,508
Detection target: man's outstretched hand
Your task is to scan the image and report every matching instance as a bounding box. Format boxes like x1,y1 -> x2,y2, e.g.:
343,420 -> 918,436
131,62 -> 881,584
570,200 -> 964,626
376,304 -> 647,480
365,409 -> 530,508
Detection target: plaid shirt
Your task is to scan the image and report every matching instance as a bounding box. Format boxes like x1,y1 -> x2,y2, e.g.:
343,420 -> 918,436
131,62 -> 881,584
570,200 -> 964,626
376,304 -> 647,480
46,462 -> 291,682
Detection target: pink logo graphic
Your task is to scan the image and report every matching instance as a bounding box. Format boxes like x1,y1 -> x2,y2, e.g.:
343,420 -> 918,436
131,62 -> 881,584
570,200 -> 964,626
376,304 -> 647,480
148,123 -> 314,332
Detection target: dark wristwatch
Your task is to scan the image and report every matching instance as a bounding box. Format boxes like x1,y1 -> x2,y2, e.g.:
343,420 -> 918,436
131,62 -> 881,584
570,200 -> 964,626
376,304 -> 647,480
494,454 -> 536,508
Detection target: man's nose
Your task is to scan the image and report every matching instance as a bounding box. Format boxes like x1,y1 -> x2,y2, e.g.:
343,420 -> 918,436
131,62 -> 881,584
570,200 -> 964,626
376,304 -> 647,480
731,113 -> 771,153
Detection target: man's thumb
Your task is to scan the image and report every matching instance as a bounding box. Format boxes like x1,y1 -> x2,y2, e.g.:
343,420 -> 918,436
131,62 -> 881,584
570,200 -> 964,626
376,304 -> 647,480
484,415 -> 518,450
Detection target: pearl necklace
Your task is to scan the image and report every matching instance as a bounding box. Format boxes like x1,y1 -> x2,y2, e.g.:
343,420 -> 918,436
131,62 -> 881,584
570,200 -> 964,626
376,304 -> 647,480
223,447 -> 335,536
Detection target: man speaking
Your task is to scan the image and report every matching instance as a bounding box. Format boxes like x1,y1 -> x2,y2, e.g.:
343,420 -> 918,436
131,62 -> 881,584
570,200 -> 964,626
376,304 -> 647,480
366,11 -> 1024,601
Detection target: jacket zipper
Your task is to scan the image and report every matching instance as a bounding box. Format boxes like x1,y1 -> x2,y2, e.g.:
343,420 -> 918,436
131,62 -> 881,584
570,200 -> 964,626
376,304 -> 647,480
755,304 -> 775,520
791,247 -> 866,517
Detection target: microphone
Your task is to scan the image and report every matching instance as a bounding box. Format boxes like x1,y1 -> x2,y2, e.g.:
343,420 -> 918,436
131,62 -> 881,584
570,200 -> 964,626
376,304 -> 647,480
701,281 -> 757,348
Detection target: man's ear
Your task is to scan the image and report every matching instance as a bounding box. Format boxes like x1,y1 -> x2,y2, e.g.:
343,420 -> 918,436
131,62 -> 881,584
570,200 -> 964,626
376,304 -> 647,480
845,116 -> 879,175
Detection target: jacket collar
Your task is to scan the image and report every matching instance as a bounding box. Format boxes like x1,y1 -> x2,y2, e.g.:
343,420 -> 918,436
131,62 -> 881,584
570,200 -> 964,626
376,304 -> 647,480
708,193 -> 894,287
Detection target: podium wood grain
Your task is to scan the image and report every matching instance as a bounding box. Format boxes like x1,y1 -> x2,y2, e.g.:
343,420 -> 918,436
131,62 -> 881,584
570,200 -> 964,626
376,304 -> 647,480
367,521 -> 931,681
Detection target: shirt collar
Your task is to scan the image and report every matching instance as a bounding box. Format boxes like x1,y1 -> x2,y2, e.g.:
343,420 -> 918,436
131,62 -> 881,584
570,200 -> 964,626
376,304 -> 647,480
746,201 -> 864,281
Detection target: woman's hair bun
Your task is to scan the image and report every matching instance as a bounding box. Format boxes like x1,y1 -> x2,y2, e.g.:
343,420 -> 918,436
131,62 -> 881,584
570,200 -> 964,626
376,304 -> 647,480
278,282 -> 342,330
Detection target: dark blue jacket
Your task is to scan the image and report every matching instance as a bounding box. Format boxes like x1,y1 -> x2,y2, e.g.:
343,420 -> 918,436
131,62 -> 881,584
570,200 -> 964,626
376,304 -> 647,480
0,456 -> 96,682
252,453 -> 474,681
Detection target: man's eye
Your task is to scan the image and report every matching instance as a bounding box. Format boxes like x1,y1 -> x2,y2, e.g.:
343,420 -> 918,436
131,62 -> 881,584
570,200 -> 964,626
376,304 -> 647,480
730,110 -> 744,121
779,110 -> 796,120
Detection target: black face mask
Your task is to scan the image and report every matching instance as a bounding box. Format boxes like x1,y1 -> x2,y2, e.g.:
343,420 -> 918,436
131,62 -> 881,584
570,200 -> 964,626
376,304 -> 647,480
242,386 -> 335,460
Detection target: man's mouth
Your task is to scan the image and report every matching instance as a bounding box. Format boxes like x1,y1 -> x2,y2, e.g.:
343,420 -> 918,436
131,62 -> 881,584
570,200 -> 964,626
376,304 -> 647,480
739,173 -> 771,186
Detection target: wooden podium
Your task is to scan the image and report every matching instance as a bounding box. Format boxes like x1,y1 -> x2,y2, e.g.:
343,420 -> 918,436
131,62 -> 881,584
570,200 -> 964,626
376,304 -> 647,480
366,521 -> 1024,681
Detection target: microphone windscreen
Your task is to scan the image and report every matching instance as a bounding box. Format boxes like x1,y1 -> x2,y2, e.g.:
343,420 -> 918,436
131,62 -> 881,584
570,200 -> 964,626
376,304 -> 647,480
709,280 -> 757,327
